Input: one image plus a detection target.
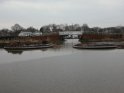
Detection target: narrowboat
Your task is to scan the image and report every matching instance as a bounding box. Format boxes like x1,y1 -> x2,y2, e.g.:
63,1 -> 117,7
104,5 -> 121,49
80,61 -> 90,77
4,44 -> 53,50
73,43 -> 117,49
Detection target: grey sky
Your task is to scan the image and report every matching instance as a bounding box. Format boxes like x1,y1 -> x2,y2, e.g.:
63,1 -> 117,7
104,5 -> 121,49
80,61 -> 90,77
0,0 -> 124,29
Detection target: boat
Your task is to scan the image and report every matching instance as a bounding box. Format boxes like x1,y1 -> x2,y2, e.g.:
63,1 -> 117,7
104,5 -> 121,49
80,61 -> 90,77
117,45 -> 124,49
73,43 -> 117,49
4,44 -> 53,50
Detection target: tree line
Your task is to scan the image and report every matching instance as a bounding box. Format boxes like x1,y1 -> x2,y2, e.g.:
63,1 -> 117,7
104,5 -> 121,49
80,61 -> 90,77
0,24 -> 124,37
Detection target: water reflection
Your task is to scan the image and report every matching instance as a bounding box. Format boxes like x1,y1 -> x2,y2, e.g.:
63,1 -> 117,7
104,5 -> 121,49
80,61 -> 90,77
0,39 -> 79,63
5,48 -> 49,55
3,39 -> 78,55
6,50 -> 23,55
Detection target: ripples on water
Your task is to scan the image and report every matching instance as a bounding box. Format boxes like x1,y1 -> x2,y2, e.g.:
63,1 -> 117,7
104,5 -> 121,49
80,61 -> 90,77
0,39 -> 124,93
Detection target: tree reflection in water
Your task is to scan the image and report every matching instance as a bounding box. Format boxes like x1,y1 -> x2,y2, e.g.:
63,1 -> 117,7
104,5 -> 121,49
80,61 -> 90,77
6,50 -> 23,55
5,48 -> 48,55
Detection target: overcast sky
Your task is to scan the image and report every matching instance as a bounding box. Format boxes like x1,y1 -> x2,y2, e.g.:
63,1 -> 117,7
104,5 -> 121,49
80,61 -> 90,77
0,0 -> 124,29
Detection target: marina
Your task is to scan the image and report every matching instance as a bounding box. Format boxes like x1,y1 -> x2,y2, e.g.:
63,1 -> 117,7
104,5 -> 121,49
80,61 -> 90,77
0,0 -> 124,92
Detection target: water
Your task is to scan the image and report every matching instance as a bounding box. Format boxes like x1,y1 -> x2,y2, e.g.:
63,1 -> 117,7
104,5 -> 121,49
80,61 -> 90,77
0,39 -> 80,63
0,39 -> 124,93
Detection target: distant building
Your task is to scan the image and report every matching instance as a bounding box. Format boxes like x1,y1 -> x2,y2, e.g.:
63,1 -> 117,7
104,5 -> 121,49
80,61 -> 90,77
59,31 -> 82,39
18,31 -> 42,36
59,31 -> 82,35
33,32 -> 42,36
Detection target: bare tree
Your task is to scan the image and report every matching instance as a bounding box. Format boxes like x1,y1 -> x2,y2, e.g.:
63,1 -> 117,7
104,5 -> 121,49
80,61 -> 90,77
11,24 -> 24,32
26,26 -> 38,32
82,24 -> 90,32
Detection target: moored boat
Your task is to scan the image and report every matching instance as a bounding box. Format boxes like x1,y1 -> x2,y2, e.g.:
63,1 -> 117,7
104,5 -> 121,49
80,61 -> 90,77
73,43 -> 117,49
117,45 -> 124,49
4,44 -> 53,50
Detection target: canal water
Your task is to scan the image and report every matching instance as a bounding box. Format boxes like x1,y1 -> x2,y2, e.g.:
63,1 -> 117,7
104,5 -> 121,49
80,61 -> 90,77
0,39 -> 124,93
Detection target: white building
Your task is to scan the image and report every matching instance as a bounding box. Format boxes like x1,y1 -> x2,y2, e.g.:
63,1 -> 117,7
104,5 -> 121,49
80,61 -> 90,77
18,31 -> 42,36
59,31 -> 82,35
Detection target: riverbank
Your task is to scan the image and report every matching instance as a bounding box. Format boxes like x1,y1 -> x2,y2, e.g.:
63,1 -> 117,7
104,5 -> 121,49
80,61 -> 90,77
0,33 -> 63,48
